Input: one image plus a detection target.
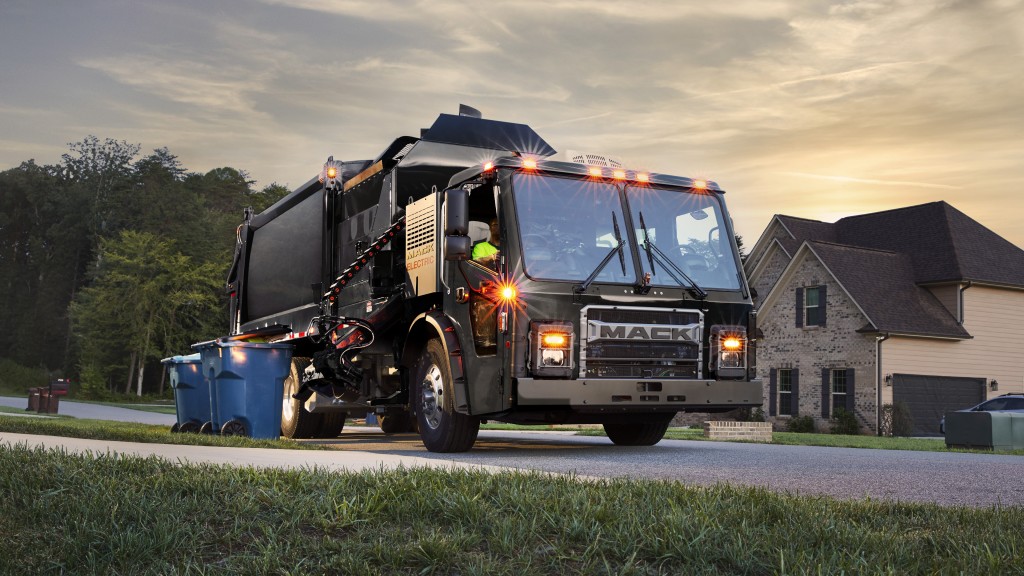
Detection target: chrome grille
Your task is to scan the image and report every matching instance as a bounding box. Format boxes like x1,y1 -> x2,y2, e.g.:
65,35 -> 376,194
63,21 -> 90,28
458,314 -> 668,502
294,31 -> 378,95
581,305 -> 703,379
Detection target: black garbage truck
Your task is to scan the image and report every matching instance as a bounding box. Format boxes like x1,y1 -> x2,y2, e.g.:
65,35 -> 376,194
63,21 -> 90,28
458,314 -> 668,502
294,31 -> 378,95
225,106 -> 761,452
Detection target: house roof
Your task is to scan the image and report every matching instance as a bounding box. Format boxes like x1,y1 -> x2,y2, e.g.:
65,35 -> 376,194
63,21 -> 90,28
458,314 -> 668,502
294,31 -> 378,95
807,241 -> 970,339
779,202 -> 1024,288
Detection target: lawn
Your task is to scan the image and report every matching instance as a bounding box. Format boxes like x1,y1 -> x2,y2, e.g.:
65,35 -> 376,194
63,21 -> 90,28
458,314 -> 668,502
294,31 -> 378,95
0,444 -> 1019,575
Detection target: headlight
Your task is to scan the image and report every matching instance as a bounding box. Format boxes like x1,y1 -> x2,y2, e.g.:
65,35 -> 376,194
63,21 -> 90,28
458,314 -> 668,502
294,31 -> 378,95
710,325 -> 746,378
530,321 -> 574,378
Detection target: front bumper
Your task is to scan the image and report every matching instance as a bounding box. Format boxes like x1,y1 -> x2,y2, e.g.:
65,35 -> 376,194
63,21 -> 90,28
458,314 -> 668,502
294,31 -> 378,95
516,378 -> 762,409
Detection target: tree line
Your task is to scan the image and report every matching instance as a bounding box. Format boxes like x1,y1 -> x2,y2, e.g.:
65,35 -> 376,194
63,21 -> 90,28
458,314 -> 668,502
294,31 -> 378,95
0,137 -> 288,397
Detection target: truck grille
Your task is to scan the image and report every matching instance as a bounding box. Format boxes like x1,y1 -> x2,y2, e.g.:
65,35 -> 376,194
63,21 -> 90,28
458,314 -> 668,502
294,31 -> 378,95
580,305 -> 702,379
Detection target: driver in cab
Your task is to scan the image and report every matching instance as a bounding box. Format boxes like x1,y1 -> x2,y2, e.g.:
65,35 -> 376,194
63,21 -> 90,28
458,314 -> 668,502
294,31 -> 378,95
472,218 -> 500,267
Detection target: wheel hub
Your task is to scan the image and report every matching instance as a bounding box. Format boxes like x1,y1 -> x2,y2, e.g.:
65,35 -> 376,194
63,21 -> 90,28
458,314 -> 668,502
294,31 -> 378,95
420,363 -> 444,430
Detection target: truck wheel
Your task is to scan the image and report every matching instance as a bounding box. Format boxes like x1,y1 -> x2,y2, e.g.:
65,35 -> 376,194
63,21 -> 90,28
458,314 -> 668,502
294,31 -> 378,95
380,411 -> 414,434
414,339 -> 479,452
281,357 -> 322,439
603,415 -> 673,446
314,413 -> 346,438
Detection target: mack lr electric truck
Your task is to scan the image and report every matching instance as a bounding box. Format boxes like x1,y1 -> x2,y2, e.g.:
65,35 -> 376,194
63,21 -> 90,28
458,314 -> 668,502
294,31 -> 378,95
226,107 -> 761,452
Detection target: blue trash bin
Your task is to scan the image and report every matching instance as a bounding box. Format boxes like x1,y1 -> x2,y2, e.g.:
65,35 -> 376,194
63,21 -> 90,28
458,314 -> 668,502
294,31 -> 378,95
162,354 -> 208,433
193,340 -> 293,439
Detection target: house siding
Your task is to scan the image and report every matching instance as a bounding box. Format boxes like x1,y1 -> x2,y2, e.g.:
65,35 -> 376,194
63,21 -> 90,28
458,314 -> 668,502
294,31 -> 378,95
881,285 -> 1024,404
758,255 -> 878,433
751,247 -> 790,308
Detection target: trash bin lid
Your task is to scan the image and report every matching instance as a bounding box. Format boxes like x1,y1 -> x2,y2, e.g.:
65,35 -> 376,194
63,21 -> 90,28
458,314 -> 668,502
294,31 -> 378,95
161,353 -> 202,364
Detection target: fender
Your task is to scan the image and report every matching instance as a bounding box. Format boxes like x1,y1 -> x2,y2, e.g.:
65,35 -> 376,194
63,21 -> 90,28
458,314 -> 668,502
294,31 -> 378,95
403,311 -> 471,414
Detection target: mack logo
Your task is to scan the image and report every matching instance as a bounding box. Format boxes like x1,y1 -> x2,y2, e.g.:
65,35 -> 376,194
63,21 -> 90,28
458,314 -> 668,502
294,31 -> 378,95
588,321 -> 698,342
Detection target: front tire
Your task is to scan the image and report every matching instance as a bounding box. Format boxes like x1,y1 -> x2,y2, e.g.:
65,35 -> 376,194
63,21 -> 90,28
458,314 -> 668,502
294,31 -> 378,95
603,415 -> 672,446
281,357 -> 322,439
414,339 -> 479,452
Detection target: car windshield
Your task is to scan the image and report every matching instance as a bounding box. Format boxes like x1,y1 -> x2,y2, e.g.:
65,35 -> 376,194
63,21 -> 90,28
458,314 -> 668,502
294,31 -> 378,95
512,174 -> 637,284
623,185 -> 742,290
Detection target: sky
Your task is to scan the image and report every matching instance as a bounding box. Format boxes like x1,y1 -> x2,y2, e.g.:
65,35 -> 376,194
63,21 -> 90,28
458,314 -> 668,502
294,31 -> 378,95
2,0 -> 1022,248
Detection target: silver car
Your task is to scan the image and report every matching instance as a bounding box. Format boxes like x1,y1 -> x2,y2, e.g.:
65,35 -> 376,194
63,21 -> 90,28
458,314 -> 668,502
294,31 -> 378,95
940,394 -> 1024,434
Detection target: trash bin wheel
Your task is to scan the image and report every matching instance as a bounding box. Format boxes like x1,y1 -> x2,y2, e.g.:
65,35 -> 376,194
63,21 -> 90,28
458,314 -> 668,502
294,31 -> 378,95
221,419 -> 248,437
199,421 -> 215,435
178,421 -> 201,434
170,422 -> 180,434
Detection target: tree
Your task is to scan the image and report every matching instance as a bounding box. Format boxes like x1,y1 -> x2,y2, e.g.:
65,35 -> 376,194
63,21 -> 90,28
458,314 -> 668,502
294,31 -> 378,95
73,231 -> 220,397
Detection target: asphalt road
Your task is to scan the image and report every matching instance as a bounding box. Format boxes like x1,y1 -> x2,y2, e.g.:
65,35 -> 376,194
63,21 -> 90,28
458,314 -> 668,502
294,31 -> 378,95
3,396 -> 1021,508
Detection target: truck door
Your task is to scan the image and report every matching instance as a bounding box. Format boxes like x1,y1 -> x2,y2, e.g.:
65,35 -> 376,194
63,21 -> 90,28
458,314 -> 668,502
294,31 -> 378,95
444,190 -> 509,414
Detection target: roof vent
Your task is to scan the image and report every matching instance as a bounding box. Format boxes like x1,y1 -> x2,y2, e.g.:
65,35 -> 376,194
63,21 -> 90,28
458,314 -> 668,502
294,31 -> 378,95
458,104 -> 482,118
566,149 -> 622,168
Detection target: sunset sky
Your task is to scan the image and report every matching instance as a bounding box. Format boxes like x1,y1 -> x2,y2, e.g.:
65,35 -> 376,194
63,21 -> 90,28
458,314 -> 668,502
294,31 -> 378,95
2,0 -> 1022,247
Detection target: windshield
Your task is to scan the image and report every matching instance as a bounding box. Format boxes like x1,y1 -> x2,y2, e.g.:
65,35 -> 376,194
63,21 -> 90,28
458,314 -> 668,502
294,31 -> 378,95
513,174 -> 637,284
625,185 -> 741,290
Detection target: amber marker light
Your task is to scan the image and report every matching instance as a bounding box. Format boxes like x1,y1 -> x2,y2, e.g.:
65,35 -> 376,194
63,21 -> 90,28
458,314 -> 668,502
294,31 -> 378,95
499,283 -> 518,302
612,169 -> 626,180
326,166 -> 338,179
541,333 -> 568,347
693,179 -> 708,190
636,173 -> 649,183
722,337 -> 742,351
589,166 -> 603,177
522,158 -> 538,170
483,161 -> 494,172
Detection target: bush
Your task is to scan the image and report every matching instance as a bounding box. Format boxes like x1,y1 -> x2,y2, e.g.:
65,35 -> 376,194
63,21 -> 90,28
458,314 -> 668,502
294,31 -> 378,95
749,407 -> 766,422
786,415 -> 816,433
0,358 -> 50,396
880,402 -> 914,437
830,408 -> 861,435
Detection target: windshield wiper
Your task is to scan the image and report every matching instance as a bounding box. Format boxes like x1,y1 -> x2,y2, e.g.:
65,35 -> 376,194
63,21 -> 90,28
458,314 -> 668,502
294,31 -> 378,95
575,212 -> 627,294
638,211 -> 708,300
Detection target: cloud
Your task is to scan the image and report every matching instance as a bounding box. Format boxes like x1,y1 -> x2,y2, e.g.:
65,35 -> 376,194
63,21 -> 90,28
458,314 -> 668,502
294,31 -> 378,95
781,172 -> 960,190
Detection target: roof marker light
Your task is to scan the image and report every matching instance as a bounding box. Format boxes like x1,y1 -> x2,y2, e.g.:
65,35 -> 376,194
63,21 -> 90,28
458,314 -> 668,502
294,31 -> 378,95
522,158 -> 537,170
636,173 -> 649,183
693,179 -> 708,190
483,161 -> 494,172
589,166 -> 603,177
613,169 -> 626,180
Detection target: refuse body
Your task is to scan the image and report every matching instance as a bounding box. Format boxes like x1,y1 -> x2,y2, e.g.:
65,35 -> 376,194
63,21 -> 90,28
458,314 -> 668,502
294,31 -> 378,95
162,353 -> 209,433
193,339 -> 293,439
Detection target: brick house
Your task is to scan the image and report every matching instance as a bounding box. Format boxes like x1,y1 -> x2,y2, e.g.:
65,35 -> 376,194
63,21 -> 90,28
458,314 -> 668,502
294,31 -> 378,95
745,201 -> 1024,435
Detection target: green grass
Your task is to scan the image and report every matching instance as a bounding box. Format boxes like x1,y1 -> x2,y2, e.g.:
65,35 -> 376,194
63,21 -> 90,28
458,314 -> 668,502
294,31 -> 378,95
0,414 -> 319,451
0,444 -> 1020,575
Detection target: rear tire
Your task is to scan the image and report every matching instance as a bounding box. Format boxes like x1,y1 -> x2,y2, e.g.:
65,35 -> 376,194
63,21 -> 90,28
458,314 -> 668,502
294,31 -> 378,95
281,357 -> 322,439
380,411 -> 414,434
314,413 -> 346,438
414,339 -> 479,452
603,415 -> 672,446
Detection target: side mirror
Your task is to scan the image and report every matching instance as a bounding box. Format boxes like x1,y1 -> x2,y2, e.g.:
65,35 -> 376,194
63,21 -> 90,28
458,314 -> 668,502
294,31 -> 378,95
445,189 -> 468,236
445,236 -> 472,261
444,189 -> 470,260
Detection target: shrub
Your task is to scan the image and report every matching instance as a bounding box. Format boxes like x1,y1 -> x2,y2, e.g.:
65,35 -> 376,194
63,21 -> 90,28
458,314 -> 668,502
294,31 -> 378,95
830,408 -> 861,435
880,402 -> 914,437
0,358 -> 49,396
749,407 -> 766,422
786,415 -> 816,433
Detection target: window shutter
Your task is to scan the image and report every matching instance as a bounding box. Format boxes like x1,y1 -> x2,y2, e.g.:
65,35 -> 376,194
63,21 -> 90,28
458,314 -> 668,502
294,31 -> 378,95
769,369 -> 777,416
819,285 -> 828,327
845,368 -> 855,413
791,369 -> 800,416
821,368 -> 831,418
795,288 -> 804,328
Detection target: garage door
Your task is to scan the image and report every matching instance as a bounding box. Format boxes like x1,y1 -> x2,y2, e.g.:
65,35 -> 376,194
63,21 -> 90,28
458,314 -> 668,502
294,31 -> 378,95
892,374 -> 985,436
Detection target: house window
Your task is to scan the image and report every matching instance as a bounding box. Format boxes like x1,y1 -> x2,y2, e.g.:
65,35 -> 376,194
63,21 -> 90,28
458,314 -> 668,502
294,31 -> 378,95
805,287 -> 822,326
778,369 -> 793,416
831,369 -> 847,414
